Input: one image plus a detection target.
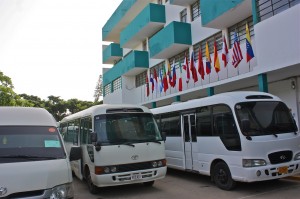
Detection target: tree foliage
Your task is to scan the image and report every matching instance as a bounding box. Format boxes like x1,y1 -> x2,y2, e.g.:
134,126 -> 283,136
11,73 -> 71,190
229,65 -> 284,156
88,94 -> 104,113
1,71 -> 102,121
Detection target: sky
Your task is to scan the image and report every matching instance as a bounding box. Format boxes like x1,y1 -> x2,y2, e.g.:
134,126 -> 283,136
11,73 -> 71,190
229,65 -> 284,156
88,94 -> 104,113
0,0 -> 122,102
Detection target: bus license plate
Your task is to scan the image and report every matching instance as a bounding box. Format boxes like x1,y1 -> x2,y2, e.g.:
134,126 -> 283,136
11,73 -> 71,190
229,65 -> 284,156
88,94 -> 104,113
131,173 -> 142,180
278,166 -> 288,174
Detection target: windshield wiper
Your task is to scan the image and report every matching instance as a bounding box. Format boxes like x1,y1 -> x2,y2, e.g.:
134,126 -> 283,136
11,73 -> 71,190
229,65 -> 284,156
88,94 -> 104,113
148,140 -> 161,144
0,155 -> 58,160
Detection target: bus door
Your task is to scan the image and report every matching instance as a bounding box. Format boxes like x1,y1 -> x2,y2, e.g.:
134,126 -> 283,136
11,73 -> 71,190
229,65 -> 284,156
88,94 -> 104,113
182,114 -> 197,171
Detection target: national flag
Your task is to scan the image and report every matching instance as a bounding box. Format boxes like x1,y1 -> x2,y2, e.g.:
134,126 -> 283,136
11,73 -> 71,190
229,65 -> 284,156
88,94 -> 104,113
167,60 -> 173,86
159,69 -> 163,93
150,73 -> 154,93
213,40 -> 220,73
232,32 -> 243,68
146,70 -> 149,97
171,59 -> 177,87
246,23 -> 255,62
205,42 -> 211,74
162,65 -> 168,92
190,51 -> 198,83
198,48 -> 205,80
222,35 -> 229,67
178,61 -> 183,91
182,54 -> 190,83
153,68 -> 158,91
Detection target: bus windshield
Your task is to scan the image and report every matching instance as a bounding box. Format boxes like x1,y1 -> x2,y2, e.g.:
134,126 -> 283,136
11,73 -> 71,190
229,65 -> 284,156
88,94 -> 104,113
94,113 -> 162,145
0,126 -> 66,163
235,101 -> 298,136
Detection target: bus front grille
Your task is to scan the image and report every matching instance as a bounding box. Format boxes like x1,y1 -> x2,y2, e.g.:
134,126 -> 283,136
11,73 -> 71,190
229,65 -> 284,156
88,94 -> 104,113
268,150 -> 293,164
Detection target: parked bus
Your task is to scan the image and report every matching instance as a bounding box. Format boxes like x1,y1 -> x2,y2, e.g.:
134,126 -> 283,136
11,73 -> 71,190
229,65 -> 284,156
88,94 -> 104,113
151,91 -> 300,190
59,104 -> 166,194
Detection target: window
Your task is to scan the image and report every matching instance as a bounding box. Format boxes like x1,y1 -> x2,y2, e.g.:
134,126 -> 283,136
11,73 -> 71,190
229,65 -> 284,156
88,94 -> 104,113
193,32 -> 222,61
196,106 -> 212,136
160,112 -> 181,137
191,0 -> 201,21
104,84 -> 111,96
180,8 -> 187,22
80,117 -> 92,144
136,71 -> 147,87
256,0 -> 300,21
228,17 -> 254,48
169,49 -> 190,68
113,77 -> 121,91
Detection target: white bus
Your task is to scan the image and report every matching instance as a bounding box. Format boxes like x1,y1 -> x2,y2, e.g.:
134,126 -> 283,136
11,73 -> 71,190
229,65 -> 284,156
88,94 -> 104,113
59,104 -> 166,194
151,91 -> 300,190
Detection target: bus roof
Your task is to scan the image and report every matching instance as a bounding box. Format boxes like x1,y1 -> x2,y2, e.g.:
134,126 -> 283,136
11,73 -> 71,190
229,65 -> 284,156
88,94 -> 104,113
60,104 -> 152,123
151,91 -> 281,114
0,107 -> 57,126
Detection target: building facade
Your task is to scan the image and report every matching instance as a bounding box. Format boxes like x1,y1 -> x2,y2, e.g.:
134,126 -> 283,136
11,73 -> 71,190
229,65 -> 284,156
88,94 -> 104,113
102,0 -> 300,126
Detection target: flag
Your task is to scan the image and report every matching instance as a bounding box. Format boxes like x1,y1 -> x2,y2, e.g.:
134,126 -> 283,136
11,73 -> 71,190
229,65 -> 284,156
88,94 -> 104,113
178,61 -> 183,91
246,23 -> 254,62
171,59 -> 177,87
232,32 -> 243,68
159,69 -> 163,93
205,42 -> 211,74
182,54 -> 190,83
222,35 -> 229,67
213,40 -> 220,73
198,49 -> 205,80
146,70 -> 149,97
162,65 -> 168,92
150,73 -> 154,93
153,68 -> 158,91
167,60 -> 173,86
190,52 -> 198,83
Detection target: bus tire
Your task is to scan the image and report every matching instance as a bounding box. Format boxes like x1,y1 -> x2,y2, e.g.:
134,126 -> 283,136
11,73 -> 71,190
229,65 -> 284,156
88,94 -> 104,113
85,168 -> 98,194
213,162 -> 236,190
143,181 -> 155,187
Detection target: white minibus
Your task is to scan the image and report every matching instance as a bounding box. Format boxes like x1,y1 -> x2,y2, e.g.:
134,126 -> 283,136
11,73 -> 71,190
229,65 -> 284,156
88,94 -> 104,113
151,91 -> 300,190
0,107 -> 79,198
59,104 -> 166,194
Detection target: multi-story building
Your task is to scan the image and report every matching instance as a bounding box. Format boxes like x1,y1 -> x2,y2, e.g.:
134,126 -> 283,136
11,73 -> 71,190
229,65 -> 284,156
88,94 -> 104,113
101,0 -> 300,126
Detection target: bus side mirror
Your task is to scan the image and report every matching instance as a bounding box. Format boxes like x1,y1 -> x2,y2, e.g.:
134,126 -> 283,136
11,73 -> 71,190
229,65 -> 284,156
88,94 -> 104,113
241,119 -> 250,133
69,146 -> 82,161
90,132 -> 97,144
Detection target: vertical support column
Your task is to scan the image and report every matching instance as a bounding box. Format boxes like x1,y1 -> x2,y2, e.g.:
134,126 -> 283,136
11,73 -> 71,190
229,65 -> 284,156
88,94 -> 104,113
252,0 -> 259,24
152,102 -> 157,108
174,95 -> 181,102
207,87 -> 214,96
258,73 -> 268,92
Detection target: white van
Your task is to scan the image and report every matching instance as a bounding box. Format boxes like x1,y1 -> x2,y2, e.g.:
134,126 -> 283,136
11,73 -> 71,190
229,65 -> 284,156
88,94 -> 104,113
0,107 -> 79,199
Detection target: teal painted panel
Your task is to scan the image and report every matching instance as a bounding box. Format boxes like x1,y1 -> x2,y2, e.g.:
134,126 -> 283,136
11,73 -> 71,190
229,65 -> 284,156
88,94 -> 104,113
103,51 -> 149,86
149,21 -> 191,57
103,43 -> 123,63
258,73 -> 268,92
201,0 -> 245,26
102,0 -> 137,41
120,3 -> 165,47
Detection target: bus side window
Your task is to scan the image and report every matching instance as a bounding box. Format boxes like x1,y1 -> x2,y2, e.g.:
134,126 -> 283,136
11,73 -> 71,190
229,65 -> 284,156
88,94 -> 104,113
196,106 -> 212,136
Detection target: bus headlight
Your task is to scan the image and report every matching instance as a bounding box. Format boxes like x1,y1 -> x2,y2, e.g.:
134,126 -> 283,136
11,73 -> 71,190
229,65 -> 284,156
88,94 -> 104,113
294,152 -> 300,160
243,159 -> 267,167
49,183 -> 73,199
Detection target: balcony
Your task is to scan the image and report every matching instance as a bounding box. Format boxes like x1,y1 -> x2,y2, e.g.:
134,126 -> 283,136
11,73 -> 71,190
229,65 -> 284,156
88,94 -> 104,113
169,0 -> 195,6
120,3 -> 165,49
102,0 -> 153,43
102,43 -> 123,64
201,0 -> 252,29
103,50 -> 149,86
149,21 -> 191,59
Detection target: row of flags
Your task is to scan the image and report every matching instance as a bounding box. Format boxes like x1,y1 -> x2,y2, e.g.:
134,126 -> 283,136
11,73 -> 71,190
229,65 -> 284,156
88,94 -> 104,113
146,23 -> 255,96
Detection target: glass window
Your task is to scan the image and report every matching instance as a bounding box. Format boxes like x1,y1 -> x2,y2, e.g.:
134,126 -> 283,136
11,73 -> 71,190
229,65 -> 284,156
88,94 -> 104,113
196,106 -> 212,136
193,32 -> 222,61
256,0 -> 300,21
180,8 -> 187,22
169,49 -> 190,67
136,71 -> 147,87
113,77 -> 122,91
0,126 -> 65,163
94,113 -> 162,145
212,105 -> 238,136
191,0 -> 201,21
228,17 -> 254,48
104,84 -> 111,96
80,117 -> 92,144
161,112 -> 181,137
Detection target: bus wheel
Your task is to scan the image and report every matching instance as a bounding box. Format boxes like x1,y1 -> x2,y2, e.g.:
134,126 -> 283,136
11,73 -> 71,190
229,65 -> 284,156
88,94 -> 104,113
143,181 -> 155,187
213,162 -> 236,190
85,169 -> 98,194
